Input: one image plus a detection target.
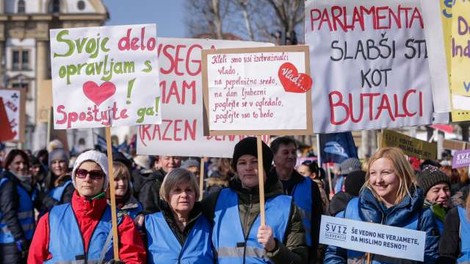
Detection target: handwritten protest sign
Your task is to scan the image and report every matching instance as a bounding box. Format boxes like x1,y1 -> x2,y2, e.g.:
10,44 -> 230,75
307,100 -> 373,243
202,46 -> 312,135
450,1 -> 470,121
380,129 -> 437,159
0,89 -> 25,142
306,0 -> 434,133
453,149 -> 470,168
320,215 -> 426,261
50,24 -> 160,129
137,38 -> 273,157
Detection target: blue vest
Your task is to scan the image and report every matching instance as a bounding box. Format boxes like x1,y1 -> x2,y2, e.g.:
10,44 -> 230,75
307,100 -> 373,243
46,203 -> 114,263
48,180 -> 72,202
344,198 -> 419,262
457,206 -> 470,263
146,212 -> 213,264
291,178 -> 313,246
0,177 -> 35,244
122,202 -> 143,219
213,188 -> 292,264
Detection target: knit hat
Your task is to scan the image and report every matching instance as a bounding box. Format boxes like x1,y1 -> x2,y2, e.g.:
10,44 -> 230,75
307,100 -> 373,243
344,170 -> 366,196
232,137 -> 273,173
181,159 -> 200,169
47,139 -> 64,152
133,155 -> 151,170
416,167 -> 451,195
71,150 -> 109,191
48,148 -> 69,167
339,158 -> 362,175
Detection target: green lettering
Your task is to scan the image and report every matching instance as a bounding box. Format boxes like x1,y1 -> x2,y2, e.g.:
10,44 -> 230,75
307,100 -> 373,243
54,30 -> 75,58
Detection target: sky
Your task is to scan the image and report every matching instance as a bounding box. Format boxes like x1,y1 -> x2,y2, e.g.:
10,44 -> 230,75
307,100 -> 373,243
102,0 -> 186,38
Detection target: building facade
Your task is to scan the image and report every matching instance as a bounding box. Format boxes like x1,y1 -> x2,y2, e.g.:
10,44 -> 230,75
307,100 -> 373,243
0,0 -> 108,151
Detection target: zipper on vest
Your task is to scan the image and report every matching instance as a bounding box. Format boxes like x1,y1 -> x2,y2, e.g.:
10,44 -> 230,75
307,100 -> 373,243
242,194 -> 255,264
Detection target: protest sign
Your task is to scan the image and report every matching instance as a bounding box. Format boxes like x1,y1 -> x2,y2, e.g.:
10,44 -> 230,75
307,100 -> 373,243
320,215 -> 426,261
37,80 -> 52,123
306,0 -> 434,133
0,98 -> 15,141
453,149 -> 470,168
137,38 -> 273,157
443,139 -> 467,150
202,45 -> 312,135
50,24 -> 160,129
450,1 -> 470,121
380,129 -> 437,159
0,89 -> 25,142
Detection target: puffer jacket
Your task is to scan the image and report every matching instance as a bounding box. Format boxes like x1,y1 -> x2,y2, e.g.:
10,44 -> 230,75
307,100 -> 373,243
202,174 -> 308,264
135,168 -> 166,214
324,187 -> 439,264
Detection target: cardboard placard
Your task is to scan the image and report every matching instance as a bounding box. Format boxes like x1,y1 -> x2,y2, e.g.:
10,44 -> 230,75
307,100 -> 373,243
380,129 -> 437,159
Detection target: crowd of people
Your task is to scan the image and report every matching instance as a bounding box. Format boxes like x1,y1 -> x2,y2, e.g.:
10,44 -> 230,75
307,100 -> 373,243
0,136 -> 469,263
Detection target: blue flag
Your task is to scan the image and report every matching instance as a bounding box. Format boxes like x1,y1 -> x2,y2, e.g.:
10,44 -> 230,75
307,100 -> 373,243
319,132 -> 358,164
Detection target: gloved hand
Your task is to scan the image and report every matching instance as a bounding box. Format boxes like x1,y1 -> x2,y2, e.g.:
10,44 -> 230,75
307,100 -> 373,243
16,239 -> 29,259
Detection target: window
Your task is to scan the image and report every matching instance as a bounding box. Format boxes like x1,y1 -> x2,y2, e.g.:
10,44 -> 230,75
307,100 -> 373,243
77,0 -> 85,10
12,50 -> 30,71
17,0 -> 25,13
51,0 -> 60,13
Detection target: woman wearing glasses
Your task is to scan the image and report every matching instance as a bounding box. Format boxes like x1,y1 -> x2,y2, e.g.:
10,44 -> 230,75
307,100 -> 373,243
28,150 -> 146,263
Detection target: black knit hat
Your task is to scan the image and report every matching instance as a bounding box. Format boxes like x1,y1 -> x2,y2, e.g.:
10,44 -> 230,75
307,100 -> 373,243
416,167 -> 451,195
344,170 -> 366,196
232,137 -> 273,173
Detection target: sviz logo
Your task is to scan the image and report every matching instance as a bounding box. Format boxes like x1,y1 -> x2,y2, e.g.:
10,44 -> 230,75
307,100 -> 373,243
325,222 -> 347,241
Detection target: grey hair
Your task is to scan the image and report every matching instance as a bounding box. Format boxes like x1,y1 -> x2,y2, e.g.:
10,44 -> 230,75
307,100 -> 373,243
160,168 -> 200,202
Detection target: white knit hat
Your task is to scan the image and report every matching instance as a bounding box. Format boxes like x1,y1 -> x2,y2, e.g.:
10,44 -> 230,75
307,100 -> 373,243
71,150 -> 109,191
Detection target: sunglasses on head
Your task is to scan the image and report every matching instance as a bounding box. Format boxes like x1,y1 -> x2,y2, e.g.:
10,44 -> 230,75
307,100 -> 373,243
75,168 -> 105,180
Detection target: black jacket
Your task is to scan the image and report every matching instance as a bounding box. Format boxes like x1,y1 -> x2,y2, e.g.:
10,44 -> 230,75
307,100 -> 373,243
137,168 -> 166,214
328,191 -> 355,216
438,206 -> 464,264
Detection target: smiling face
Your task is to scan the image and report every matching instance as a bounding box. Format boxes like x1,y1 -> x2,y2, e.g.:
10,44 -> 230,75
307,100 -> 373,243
236,154 -> 266,189
168,181 -> 196,218
8,154 -> 29,177
425,183 -> 451,208
50,159 -> 68,177
159,156 -> 181,173
368,158 -> 400,208
74,161 -> 105,198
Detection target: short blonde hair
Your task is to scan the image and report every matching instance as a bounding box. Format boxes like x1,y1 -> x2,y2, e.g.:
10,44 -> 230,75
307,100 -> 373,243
364,147 -> 416,205
160,168 -> 200,202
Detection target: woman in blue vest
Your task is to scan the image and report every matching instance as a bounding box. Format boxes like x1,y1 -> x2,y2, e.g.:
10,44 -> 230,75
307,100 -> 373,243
324,147 -> 440,263
438,177 -> 470,263
0,149 -> 36,264
202,137 -> 308,263
145,167 -> 214,263
35,148 -> 75,217
28,150 -> 146,263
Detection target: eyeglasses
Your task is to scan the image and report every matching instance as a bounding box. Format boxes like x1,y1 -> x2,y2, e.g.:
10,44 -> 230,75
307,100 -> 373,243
75,169 -> 105,180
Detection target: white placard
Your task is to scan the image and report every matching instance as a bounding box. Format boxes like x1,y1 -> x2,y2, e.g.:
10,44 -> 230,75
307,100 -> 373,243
50,24 -> 160,129
137,38 -> 273,157
306,0 -> 434,133
320,215 -> 426,262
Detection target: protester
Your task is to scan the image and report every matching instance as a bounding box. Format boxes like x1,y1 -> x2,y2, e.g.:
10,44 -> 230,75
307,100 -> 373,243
204,158 -> 233,197
438,187 -> 470,263
416,166 -> 452,234
324,147 -> 439,263
203,137 -> 308,263
269,136 -> 322,263
28,150 -> 146,263
30,156 -> 47,190
0,149 -> 35,263
180,159 -> 200,178
328,170 -> 366,217
333,157 -> 362,194
145,168 -> 214,263
297,160 -> 329,214
37,148 -> 74,214
138,155 -> 181,213
110,160 -> 143,220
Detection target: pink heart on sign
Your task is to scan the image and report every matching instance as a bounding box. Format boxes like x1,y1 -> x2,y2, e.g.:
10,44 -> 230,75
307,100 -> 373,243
82,81 -> 116,106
